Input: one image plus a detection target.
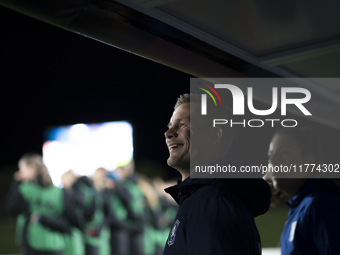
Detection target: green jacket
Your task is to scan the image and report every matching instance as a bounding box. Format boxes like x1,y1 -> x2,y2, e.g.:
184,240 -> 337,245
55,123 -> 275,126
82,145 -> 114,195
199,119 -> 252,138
19,182 -> 65,251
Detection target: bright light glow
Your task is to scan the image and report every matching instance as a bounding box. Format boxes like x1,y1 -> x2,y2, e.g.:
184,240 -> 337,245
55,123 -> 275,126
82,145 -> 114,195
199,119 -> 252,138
43,121 -> 133,187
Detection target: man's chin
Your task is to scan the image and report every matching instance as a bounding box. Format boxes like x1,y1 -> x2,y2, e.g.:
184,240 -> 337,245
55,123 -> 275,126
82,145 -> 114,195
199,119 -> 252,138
167,157 -> 177,168
167,158 -> 186,171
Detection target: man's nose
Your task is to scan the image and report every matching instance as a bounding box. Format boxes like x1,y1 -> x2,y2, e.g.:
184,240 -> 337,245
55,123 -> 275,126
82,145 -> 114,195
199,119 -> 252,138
164,127 -> 178,139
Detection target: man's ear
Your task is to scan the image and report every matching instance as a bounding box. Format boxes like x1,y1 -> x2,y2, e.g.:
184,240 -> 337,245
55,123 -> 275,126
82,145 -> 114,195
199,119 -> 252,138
209,126 -> 223,144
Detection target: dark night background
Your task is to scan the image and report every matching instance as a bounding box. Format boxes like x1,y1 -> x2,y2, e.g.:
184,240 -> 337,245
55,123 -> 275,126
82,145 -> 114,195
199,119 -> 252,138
0,5 -> 192,177
1,4 -> 340,195
0,5 -> 195,222
2,4 -> 340,253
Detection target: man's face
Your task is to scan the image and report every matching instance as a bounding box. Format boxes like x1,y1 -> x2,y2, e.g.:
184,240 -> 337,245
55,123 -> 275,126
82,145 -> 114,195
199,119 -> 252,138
61,174 -> 76,190
268,133 -> 305,193
18,161 -> 36,181
269,134 -> 304,167
164,103 -> 191,172
93,169 -> 106,190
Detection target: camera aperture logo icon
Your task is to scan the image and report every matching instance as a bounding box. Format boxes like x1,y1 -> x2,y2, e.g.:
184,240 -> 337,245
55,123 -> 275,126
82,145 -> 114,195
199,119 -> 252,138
197,82 -> 222,115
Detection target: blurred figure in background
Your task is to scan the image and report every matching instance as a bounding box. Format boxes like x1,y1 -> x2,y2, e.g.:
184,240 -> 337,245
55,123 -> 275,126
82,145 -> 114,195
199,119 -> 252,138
61,170 -> 86,255
105,170 -> 135,255
264,127 -> 340,255
138,176 -> 178,255
72,175 -> 96,229
138,176 -> 161,255
105,166 -> 178,255
5,151 -> 179,255
153,178 -> 178,240
116,161 -> 146,255
86,167 -> 111,255
6,152 -> 81,255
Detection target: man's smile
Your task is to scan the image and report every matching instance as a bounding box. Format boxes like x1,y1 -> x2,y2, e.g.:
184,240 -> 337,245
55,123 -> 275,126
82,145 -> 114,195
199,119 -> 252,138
168,143 -> 184,151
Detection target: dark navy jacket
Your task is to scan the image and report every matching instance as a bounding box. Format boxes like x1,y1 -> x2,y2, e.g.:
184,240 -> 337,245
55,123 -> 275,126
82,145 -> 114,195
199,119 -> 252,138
281,179 -> 340,255
163,177 -> 271,255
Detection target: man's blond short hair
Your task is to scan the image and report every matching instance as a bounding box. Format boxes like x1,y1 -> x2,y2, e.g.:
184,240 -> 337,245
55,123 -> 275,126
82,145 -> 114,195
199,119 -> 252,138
174,93 -> 199,110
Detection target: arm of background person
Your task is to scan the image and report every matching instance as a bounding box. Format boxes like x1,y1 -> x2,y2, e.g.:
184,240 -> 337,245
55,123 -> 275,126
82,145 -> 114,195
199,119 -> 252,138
5,179 -> 29,215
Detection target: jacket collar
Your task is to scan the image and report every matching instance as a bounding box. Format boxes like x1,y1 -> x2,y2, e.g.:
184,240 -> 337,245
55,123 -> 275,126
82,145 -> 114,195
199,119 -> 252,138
288,179 -> 340,208
164,177 -> 214,205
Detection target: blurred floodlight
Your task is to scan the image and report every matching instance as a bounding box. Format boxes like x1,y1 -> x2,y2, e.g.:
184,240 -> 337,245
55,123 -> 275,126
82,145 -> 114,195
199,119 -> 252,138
69,123 -> 89,140
43,121 -> 133,187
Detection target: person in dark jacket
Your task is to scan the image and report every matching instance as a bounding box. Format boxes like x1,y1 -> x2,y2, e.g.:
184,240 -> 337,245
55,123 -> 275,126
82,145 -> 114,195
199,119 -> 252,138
265,127 -> 340,254
6,152 -> 82,255
106,170 -> 138,255
72,175 -> 96,226
116,163 -> 146,255
163,94 -> 271,255
86,167 -> 112,255
61,170 -> 89,255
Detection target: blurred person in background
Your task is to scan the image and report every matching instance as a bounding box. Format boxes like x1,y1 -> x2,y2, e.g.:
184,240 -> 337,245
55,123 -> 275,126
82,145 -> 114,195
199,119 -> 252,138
72,174 -> 96,228
138,176 -> 177,255
264,127 -> 340,254
153,178 -> 178,233
152,178 -> 178,240
61,170 -> 86,255
116,161 -> 146,255
86,167 -> 111,255
6,152 -> 81,255
105,170 -> 136,255
138,176 -> 162,255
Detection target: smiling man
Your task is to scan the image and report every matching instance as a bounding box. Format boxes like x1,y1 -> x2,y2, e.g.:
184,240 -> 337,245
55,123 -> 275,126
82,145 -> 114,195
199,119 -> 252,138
163,94 -> 271,255
166,101 -> 191,179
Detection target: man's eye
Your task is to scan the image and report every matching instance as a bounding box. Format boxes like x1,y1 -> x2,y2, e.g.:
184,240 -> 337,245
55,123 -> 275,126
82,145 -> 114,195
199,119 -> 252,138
179,123 -> 185,127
